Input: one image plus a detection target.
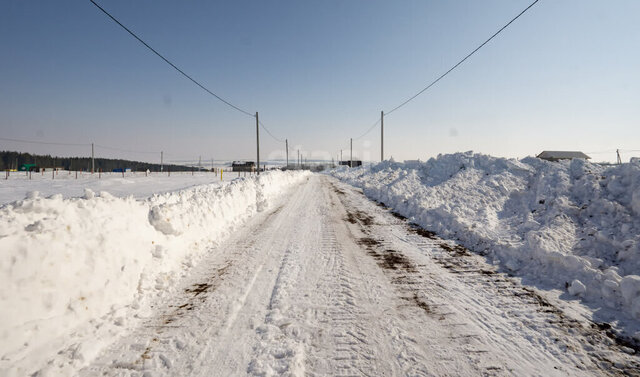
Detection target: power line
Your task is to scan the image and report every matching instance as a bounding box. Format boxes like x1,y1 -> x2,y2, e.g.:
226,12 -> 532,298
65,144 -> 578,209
385,0 -> 540,116
258,121 -> 286,143
0,137 -> 90,147
353,119 -> 381,140
1,136 -> 157,155
89,0 -> 255,118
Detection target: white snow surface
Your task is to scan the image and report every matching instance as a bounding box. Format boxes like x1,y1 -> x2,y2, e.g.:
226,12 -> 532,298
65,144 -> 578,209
0,170 -> 253,205
331,152 -> 640,329
0,170 -> 309,376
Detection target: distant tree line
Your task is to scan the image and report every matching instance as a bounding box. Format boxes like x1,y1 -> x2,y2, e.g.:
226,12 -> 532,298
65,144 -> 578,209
0,151 -> 196,172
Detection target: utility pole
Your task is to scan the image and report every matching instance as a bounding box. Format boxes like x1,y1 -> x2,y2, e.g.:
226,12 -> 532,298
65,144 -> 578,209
256,112 -> 260,175
285,139 -> 289,168
381,110 -> 384,161
297,149 -> 300,168
617,149 -> 622,165
91,143 -> 95,174
340,149 -> 342,164
160,151 -> 163,172
350,138 -> 353,168
198,155 -> 201,171
211,158 -> 214,172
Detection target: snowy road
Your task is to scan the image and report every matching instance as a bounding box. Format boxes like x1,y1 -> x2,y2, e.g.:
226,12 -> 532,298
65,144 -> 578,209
81,175 -> 639,376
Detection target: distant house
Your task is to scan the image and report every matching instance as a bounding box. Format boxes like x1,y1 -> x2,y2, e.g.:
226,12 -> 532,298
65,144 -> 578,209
232,161 -> 255,172
339,160 -> 362,167
536,151 -> 591,162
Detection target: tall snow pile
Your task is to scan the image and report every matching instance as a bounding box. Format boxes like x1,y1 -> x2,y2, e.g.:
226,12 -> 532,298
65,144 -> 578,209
332,153 -> 640,322
0,170 -> 309,375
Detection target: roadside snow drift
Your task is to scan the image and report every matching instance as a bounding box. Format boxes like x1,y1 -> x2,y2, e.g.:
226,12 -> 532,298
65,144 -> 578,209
0,170 -> 309,375
331,153 -> 640,325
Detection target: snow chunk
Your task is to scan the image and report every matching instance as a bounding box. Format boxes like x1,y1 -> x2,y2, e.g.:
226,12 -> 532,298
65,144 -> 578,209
25,191 -> 39,199
83,188 -> 95,199
148,204 -> 181,235
632,189 -> 640,215
620,275 -> 640,309
568,280 -> 587,296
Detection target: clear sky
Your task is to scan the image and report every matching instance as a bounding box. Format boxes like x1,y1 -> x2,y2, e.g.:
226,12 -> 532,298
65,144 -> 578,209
1,0 -> 639,164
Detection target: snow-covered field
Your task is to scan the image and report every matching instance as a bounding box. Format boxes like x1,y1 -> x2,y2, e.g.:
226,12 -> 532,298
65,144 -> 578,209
0,170 -> 309,376
331,153 -> 640,338
0,170 -> 258,205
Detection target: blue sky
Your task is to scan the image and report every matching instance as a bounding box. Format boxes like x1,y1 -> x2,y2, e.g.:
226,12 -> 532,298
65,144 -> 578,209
1,0 -> 639,163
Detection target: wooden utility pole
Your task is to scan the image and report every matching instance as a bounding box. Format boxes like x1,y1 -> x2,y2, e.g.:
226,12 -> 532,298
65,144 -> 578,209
91,143 -> 95,174
617,149 -> 622,165
256,112 -> 260,175
160,151 -> 163,172
285,139 -> 289,168
381,110 -> 384,161
297,149 -> 300,168
350,138 -> 353,168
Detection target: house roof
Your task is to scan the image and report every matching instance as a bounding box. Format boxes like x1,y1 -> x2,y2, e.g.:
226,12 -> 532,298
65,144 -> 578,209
536,151 -> 591,160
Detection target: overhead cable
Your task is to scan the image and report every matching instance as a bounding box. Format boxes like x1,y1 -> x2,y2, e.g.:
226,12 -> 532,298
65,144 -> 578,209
353,119 -> 381,140
258,121 -> 286,143
385,0 -> 540,116
0,137 -> 90,147
89,0 -> 255,118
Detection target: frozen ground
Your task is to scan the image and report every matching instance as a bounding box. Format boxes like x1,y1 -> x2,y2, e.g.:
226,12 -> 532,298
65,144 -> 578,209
331,153 -> 640,343
2,173 -> 639,376
0,170 -> 258,205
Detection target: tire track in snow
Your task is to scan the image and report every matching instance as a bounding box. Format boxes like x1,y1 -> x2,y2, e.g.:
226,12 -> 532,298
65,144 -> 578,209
190,178 -> 318,376
316,179 -> 437,376
248,178 -> 385,376
332,182 -> 486,376
312,226 -> 379,376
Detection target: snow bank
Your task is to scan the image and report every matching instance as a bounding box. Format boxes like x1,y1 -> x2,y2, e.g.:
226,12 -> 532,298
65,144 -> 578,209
0,170 -> 309,375
331,153 -> 640,322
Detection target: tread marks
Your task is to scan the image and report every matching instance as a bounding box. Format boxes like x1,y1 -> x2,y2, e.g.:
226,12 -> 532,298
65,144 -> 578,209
318,240 -> 376,373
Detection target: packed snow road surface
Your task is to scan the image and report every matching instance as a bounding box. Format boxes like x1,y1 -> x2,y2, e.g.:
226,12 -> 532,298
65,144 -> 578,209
79,175 -> 638,376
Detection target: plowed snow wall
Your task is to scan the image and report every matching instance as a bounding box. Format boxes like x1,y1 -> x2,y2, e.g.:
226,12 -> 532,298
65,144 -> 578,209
0,171 -> 309,368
